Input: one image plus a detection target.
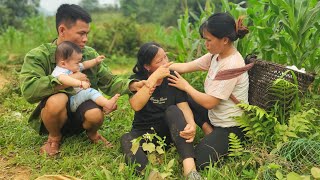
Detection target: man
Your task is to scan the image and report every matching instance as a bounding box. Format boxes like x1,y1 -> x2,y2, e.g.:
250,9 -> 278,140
20,4 -> 144,156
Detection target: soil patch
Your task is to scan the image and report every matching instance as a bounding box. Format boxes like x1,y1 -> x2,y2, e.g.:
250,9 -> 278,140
0,73 -> 8,89
0,156 -> 31,180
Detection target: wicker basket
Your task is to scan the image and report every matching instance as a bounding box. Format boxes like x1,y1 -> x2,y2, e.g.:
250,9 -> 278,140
245,55 -> 315,110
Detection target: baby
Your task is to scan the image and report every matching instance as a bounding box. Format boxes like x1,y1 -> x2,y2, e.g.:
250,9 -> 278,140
52,41 -> 120,113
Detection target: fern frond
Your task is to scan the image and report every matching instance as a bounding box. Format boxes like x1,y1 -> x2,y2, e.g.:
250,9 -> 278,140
228,133 -> 244,157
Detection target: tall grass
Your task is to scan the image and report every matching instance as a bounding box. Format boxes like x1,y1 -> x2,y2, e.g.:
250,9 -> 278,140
0,16 -> 56,65
0,0 -> 319,179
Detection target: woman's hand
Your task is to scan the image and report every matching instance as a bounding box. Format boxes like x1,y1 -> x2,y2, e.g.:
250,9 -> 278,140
148,62 -> 173,82
168,71 -> 191,92
179,123 -> 196,143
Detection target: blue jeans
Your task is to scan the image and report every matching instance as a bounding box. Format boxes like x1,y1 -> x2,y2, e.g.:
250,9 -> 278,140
70,88 -> 102,112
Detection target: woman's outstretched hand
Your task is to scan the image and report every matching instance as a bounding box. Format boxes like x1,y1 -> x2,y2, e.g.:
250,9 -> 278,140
179,123 -> 196,143
149,62 -> 173,82
168,71 -> 190,92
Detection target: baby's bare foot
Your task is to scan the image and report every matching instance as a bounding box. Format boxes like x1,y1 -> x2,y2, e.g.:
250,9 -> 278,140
103,94 -> 120,114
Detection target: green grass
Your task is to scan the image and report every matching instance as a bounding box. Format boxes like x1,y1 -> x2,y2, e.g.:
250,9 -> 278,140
1,58 -> 319,180
1,66 -> 320,180
0,68 -> 190,179
0,92 -> 183,179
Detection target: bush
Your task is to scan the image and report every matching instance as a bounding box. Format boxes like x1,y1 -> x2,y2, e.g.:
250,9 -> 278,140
88,14 -> 141,56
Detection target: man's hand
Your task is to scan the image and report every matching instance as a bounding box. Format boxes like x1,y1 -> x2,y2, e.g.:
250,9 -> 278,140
80,81 -> 90,89
179,123 -> 196,143
129,80 -> 155,93
71,72 -> 89,82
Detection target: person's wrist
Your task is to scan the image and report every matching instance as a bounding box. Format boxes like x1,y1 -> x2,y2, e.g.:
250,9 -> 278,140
147,76 -> 157,87
184,83 -> 192,92
191,123 -> 197,129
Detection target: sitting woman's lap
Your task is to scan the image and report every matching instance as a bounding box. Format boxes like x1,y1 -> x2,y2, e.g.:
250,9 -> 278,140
120,105 -> 195,172
194,126 -> 244,169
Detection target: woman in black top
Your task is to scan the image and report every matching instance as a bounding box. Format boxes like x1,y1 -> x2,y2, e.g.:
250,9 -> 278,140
120,42 -> 201,179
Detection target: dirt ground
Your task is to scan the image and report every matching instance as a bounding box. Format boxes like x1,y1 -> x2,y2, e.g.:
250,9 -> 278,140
0,73 -> 8,89
0,73 -> 30,180
0,156 -> 31,180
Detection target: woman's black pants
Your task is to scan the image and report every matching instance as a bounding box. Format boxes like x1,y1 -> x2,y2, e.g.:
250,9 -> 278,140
188,96 -> 245,170
120,105 -> 195,172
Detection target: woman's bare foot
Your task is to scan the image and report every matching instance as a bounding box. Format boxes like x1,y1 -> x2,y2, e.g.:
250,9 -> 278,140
202,122 -> 214,135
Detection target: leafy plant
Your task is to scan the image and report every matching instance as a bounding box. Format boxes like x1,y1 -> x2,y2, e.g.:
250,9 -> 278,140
130,130 -> 176,179
228,133 -> 245,157
88,13 -> 141,56
268,71 -> 300,124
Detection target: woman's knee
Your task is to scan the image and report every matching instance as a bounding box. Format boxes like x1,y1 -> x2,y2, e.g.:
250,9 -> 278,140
121,133 -> 134,150
165,105 -> 181,122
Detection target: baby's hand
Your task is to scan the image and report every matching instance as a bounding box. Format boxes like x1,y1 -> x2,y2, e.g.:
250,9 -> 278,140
95,55 -> 105,64
80,81 -> 90,89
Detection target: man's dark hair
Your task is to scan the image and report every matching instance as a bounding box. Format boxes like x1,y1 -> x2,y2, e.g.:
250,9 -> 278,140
56,4 -> 92,33
55,41 -> 82,63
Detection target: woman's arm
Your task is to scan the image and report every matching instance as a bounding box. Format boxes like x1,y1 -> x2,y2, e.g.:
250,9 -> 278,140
168,71 -> 220,109
169,53 -> 213,74
177,102 -> 196,142
177,102 -> 195,126
129,80 -> 156,111
169,61 -> 203,74
129,63 -> 171,111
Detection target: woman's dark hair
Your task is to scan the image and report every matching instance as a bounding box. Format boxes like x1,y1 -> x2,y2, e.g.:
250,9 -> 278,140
56,4 -> 92,33
55,41 -> 82,63
199,12 -> 249,41
133,42 -> 161,76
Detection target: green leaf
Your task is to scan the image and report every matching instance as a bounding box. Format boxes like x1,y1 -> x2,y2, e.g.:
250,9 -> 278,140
287,172 -> 302,180
276,170 -> 284,180
130,139 -> 140,155
148,153 -> 157,164
285,132 -> 298,138
161,172 -> 172,179
142,142 -> 155,153
268,163 -> 281,169
311,167 -> 320,179
167,159 -> 175,169
300,2 -> 320,35
156,146 -> 164,155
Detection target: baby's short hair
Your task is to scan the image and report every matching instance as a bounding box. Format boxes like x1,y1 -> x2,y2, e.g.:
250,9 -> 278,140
55,41 -> 82,62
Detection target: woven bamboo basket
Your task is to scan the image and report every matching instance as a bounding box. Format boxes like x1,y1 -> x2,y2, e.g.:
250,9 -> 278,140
245,55 -> 315,110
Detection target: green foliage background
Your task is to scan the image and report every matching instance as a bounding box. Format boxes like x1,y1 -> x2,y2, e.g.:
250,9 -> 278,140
0,0 -> 319,179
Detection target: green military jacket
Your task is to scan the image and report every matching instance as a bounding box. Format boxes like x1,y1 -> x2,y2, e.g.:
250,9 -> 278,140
20,42 -> 132,132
